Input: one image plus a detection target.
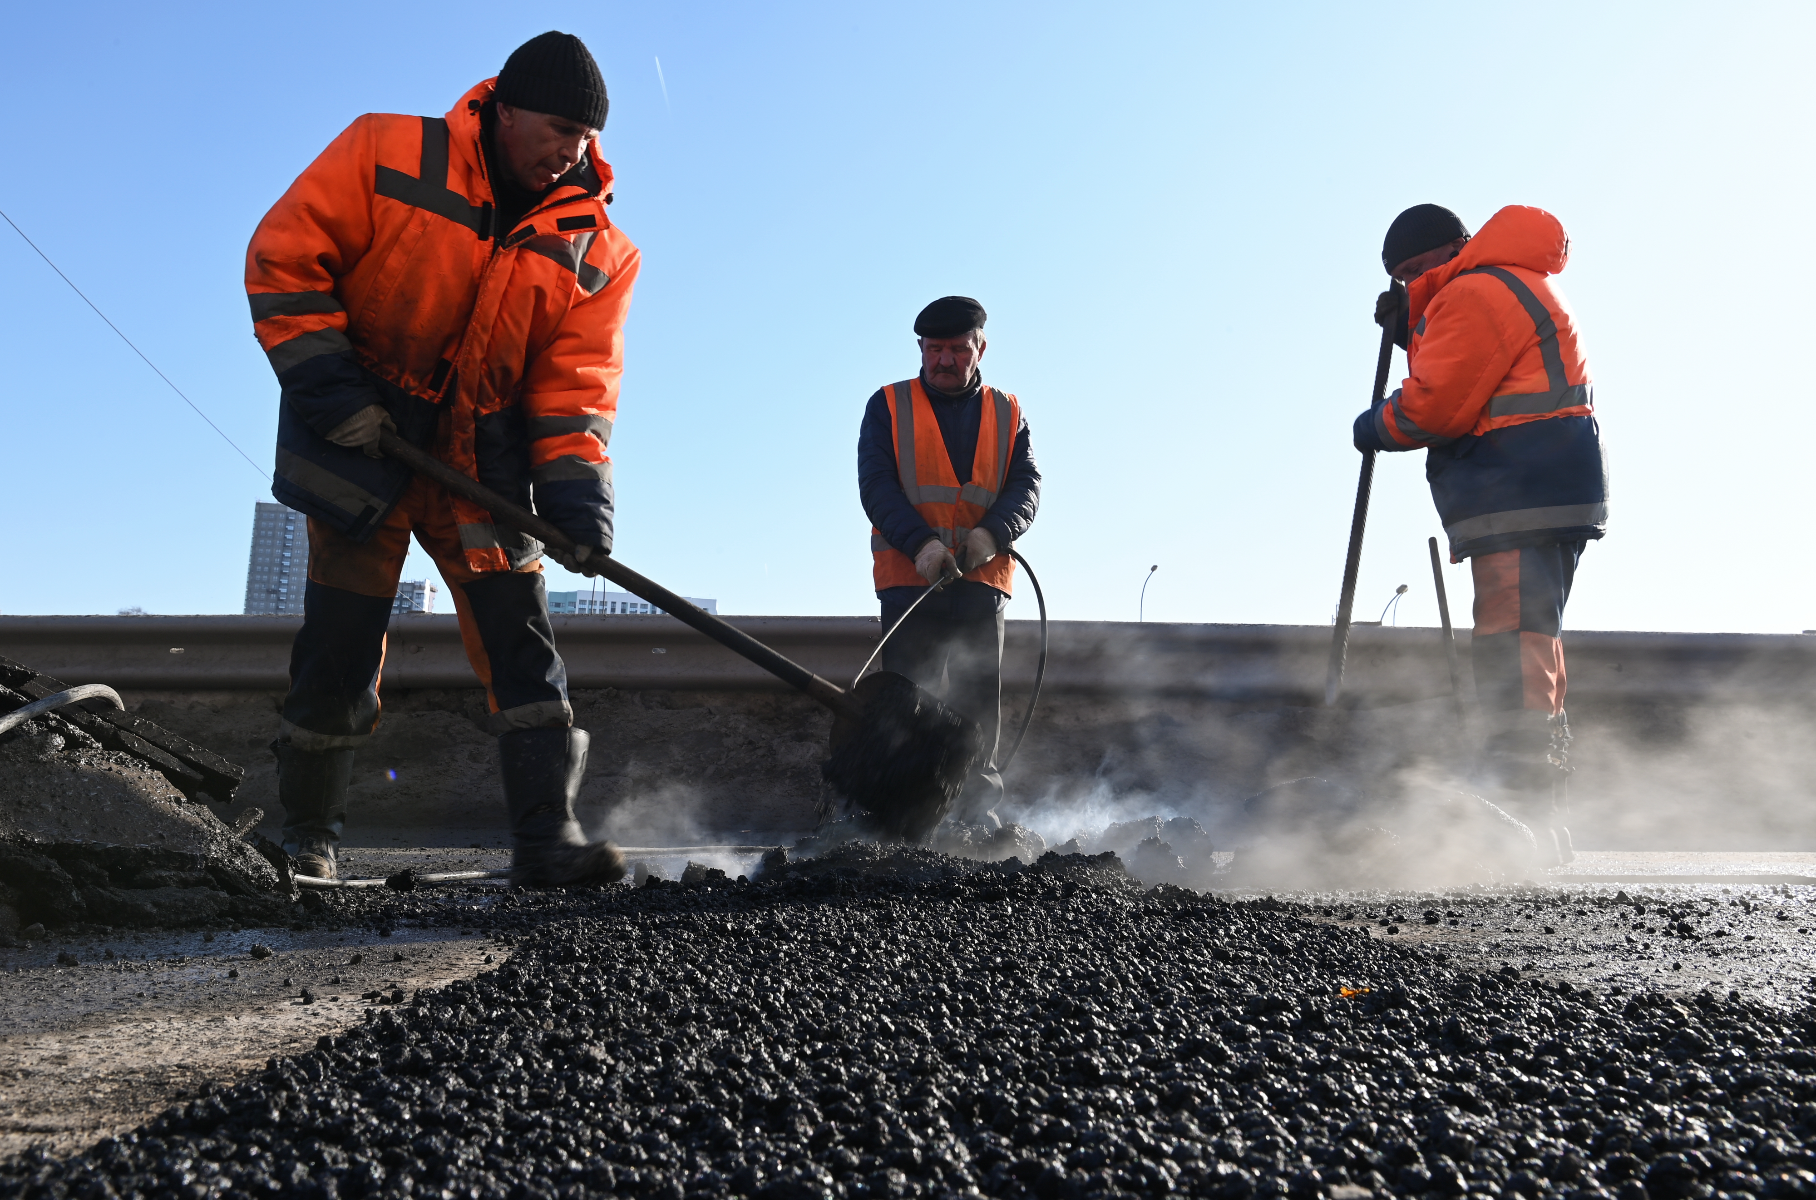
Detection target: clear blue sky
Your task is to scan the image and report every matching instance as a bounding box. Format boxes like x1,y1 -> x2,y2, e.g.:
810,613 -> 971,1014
2,2 -> 1810,632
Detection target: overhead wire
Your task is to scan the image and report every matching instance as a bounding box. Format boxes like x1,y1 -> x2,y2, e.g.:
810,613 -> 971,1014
0,206 -> 267,482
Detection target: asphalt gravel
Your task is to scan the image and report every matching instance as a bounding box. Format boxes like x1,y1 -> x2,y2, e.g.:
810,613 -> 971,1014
4,844 -> 1816,1200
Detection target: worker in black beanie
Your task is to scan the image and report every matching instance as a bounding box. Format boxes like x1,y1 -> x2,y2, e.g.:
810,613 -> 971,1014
1373,203 -> 1471,346
485,32 -> 612,237
244,30 -> 640,886
1381,203 -> 1470,275
1351,202 -> 1607,870
495,31 -> 610,131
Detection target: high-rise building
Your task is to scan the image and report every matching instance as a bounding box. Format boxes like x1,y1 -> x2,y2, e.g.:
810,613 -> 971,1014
243,503 -> 310,615
547,590 -> 717,616
393,580 -> 438,614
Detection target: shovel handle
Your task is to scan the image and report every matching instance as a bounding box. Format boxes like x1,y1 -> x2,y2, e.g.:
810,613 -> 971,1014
1324,281 -> 1404,707
375,431 -> 859,719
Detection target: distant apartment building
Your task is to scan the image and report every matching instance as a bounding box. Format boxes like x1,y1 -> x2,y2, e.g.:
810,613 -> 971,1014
247,507 -> 679,618
547,590 -> 717,616
243,503 -> 309,615
393,580 -> 438,614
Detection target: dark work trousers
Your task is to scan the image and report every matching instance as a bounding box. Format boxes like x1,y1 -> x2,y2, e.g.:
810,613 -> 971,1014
1470,541 -> 1586,715
878,581 -> 1007,821
279,476 -> 573,752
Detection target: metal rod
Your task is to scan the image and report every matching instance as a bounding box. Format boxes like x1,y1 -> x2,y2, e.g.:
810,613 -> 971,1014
376,431 -> 859,720
290,846 -> 792,890
294,869 -> 511,890
616,845 -> 784,855
0,683 -> 124,738
1325,283 -> 1404,707
1429,536 -> 1467,722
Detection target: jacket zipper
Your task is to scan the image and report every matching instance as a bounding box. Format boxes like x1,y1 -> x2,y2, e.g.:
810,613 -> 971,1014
438,239 -> 503,407
445,130 -> 602,404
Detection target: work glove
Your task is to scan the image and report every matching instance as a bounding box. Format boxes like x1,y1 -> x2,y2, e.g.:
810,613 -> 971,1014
913,537 -> 959,586
325,404 -> 396,459
1374,282 -> 1410,349
1353,388 -> 1400,452
960,526 -> 999,572
549,543 -> 610,577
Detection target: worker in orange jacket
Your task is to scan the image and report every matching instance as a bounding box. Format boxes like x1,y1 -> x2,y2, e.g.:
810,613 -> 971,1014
1356,204 -> 1608,865
245,32 -> 638,884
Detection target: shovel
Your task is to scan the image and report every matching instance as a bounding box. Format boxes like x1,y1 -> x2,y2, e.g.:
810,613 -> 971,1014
375,431 -> 982,842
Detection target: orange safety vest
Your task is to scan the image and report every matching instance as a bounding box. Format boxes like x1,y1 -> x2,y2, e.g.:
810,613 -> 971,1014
871,378 -> 1020,594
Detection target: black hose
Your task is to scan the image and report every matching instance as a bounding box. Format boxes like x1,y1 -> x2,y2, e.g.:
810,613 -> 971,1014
998,548 -> 1048,773
849,569 -> 959,690
847,549 -> 1050,774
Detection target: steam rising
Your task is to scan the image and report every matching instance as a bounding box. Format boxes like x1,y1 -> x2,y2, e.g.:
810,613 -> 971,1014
575,621 -> 1816,890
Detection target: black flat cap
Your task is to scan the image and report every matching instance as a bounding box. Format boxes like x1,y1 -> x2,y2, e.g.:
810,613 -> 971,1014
1382,204 -> 1470,273
914,296 -> 987,339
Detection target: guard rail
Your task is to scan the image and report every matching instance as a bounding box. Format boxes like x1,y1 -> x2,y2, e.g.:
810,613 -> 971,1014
1,616 -> 1812,706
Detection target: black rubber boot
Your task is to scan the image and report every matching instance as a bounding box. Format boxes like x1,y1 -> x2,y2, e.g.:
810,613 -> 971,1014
1480,710 -> 1570,869
272,740 -> 355,880
500,727 -> 625,887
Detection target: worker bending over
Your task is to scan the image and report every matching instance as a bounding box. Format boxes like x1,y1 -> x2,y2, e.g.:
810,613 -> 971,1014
1357,204 -> 1608,865
245,32 -> 637,884
858,297 -> 1042,826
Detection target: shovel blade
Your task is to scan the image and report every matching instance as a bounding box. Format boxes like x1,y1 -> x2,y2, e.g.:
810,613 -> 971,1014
821,671 -> 984,843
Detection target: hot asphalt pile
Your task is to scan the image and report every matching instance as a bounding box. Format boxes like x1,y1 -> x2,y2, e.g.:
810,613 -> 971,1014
5,845 -> 1816,1200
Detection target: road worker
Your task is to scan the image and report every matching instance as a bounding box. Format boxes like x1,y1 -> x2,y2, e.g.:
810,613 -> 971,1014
858,297 -> 1042,826
1356,204 -> 1609,866
245,32 -> 636,883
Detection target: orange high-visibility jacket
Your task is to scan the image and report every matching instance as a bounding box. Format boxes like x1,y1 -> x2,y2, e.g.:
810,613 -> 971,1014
871,378 -> 1021,594
1376,205 -> 1593,448
245,78 -> 640,572
1370,205 -> 1608,560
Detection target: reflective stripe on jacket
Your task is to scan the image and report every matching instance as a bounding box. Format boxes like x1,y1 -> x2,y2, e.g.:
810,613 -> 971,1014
871,378 -> 1021,594
245,77 -> 641,571
1373,205 -> 1608,560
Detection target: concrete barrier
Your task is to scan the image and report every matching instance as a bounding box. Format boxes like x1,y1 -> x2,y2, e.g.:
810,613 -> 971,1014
3,616 -> 1813,851
3,615 -> 1812,704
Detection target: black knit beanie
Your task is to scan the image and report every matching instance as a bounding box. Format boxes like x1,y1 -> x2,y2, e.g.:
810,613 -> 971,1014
496,31 -> 609,130
1382,204 -> 1470,273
